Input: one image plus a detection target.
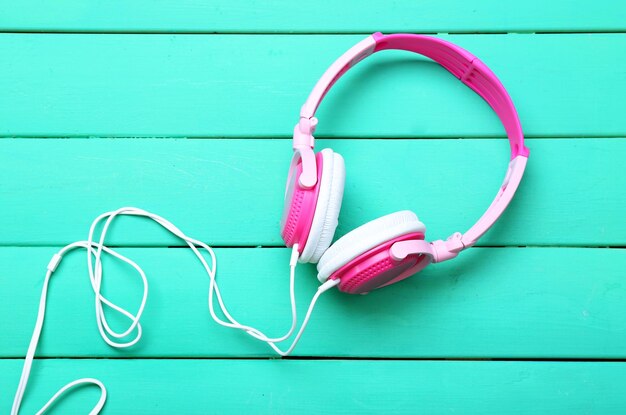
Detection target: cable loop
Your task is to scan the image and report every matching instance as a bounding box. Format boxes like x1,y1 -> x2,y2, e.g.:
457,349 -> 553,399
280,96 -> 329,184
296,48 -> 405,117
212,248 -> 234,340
12,207 -> 338,415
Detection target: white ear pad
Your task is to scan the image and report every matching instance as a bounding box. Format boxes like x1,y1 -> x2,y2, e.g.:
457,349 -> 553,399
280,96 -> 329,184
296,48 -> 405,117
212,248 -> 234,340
317,210 -> 426,282
299,149 -> 345,264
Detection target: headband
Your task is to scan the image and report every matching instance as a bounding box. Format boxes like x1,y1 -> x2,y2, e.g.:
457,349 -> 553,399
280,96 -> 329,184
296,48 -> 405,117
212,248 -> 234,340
292,32 -> 529,262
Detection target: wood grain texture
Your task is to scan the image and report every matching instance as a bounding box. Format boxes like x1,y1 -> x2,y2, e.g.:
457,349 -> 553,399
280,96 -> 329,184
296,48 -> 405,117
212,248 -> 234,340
1,7 -> 625,412
0,0 -> 624,33
3,247 -> 625,358
0,34 -> 624,138
3,359 -> 626,414
0,138 -> 623,247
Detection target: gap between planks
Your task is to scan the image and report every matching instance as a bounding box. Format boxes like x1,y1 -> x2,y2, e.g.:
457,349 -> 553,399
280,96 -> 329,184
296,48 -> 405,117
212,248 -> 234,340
2,135 -> 626,140
0,245 -> 623,249
0,30 -> 625,35
3,357 -> 626,363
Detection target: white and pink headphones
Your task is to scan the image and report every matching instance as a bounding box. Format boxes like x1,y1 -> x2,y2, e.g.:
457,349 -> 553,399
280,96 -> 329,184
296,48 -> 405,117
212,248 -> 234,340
281,32 -> 529,294
12,33 -> 529,414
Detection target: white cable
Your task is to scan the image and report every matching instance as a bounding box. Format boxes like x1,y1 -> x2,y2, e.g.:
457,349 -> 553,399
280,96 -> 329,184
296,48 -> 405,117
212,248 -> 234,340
12,207 -> 339,414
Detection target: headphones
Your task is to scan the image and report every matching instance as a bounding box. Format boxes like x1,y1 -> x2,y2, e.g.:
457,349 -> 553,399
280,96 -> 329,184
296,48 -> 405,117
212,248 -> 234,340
12,33 -> 530,414
281,32 -> 529,294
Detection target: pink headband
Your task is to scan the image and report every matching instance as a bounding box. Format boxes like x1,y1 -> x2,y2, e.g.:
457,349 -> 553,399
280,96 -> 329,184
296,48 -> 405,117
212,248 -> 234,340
293,32 -> 529,261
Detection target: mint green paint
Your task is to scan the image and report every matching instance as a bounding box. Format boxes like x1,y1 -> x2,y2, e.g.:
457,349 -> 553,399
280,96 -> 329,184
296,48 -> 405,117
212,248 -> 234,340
0,1 -> 623,33
3,247 -> 626,358
3,359 -> 626,414
2,6 -> 625,413
0,35 -> 624,138
0,139 -> 623,246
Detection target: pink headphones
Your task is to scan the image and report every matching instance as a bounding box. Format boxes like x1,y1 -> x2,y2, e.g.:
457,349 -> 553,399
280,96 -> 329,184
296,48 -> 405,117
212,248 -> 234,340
281,32 -> 530,295
10,35 -> 533,412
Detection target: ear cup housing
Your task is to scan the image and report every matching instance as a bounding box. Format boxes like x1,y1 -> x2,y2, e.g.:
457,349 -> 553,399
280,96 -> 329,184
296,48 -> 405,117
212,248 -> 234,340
317,211 -> 429,293
280,152 -> 323,252
299,149 -> 345,263
280,149 -> 345,262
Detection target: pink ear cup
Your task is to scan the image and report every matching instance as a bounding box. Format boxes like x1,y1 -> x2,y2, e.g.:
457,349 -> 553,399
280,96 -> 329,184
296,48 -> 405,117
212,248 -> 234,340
318,211 -> 425,278
280,152 -> 324,252
330,232 -> 429,294
317,211 -> 428,294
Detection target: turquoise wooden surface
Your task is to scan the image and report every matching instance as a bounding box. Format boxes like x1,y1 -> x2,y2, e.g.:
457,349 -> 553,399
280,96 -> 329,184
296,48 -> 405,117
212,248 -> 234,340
1,34 -> 625,138
3,360 -> 626,414
1,2 -> 625,414
1,139 -> 623,247
3,247 -> 626,358
0,0 -> 624,33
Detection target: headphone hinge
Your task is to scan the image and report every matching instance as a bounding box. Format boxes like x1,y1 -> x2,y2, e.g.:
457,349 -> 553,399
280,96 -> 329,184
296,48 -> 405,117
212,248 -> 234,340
431,232 -> 466,263
292,117 -> 319,189
293,117 -> 318,149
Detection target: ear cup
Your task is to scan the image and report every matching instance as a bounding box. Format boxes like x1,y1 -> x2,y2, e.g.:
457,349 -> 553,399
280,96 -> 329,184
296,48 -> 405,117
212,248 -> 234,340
300,149 -> 345,263
317,210 -> 426,283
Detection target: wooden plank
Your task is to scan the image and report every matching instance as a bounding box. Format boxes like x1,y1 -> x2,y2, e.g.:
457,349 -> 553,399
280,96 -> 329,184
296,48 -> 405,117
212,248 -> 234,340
2,359 -> 626,414
0,1 -> 623,33
3,246 -> 625,358
0,138 -> 623,247
0,34 -> 624,138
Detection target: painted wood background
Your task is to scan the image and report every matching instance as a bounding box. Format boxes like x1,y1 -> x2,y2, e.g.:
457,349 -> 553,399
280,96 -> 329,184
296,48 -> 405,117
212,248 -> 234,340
1,1 -> 625,413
